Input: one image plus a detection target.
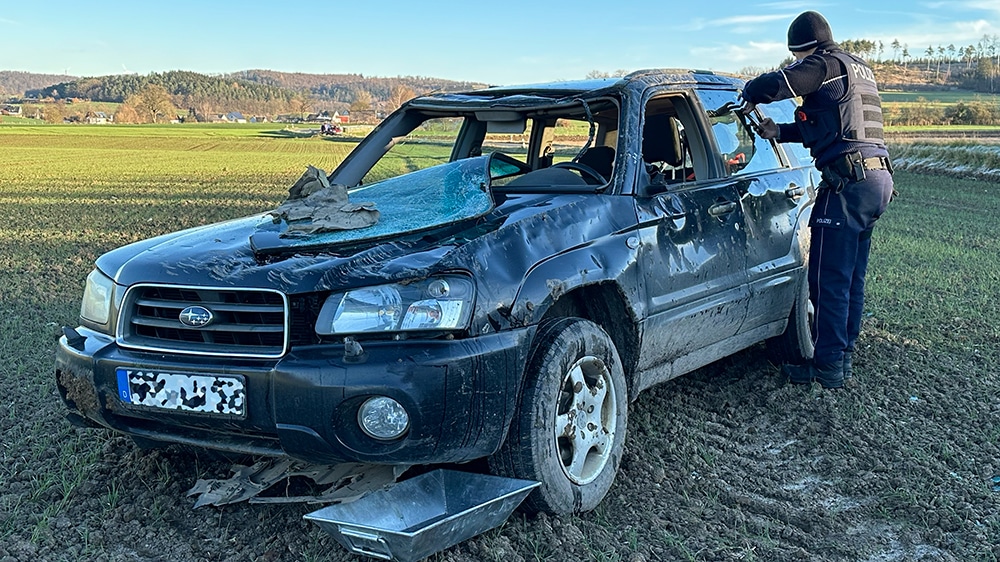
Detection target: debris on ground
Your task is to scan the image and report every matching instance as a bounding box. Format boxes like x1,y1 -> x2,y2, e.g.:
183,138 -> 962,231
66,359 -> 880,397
185,458 -> 408,508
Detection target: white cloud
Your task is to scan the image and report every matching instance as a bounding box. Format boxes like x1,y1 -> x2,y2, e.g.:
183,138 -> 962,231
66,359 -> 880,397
690,41 -> 788,68
689,13 -> 793,33
957,0 -> 1000,14
716,14 -> 795,26
758,1 -> 825,9
921,0 -> 1000,16
0,17 -> 20,25
884,19 -> 1000,50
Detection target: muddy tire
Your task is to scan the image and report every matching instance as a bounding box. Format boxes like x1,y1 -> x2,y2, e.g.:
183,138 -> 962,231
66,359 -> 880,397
130,436 -> 170,452
489,318 -> 627,515
766,275 -> 814,364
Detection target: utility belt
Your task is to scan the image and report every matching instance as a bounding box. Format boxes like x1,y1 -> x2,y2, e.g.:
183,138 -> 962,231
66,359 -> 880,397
820,152 -> 893,193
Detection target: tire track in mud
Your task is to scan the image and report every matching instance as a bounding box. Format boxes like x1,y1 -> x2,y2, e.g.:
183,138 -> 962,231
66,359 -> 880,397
607,346 -> 910,560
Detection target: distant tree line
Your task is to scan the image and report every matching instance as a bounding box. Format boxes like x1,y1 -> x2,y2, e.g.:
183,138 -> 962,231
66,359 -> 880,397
9,69 -> 488,123
230,69 -> 487,111
883,99 -> 1000,127
29,71 -> 309,121
0,71 -> 74,99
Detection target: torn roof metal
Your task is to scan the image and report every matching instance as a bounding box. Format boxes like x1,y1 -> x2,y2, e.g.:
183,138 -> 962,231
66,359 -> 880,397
408,69 -> 743,110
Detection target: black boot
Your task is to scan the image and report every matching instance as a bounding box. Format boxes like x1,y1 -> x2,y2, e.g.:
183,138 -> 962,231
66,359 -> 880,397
814,360 -> 845,389
782,360 -> 845,389
781,362 -> 814,385
842,351 -> 853,380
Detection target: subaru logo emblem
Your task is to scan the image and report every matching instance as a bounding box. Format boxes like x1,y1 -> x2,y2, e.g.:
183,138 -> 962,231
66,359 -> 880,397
179,306 -> 214,328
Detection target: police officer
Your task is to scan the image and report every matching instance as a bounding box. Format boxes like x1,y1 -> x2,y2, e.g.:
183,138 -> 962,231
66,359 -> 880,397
741,11 -> 894,389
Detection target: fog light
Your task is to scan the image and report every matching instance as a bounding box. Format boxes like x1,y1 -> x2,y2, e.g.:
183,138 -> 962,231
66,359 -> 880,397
358,397 -> 409,440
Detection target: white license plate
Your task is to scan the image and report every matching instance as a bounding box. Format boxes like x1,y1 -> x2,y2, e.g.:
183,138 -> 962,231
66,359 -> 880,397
116,368 -> 246,417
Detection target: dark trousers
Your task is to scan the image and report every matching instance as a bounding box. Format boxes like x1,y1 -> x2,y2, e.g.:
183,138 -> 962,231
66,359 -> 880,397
808,169 -> 894,365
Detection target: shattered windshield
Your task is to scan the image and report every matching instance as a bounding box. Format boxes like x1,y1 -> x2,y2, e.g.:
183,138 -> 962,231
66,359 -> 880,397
362,117 -> 463,185
251,156 -> 497,252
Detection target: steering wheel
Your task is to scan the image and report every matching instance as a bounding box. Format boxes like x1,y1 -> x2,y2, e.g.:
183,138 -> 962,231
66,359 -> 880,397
551,161 -> 606,185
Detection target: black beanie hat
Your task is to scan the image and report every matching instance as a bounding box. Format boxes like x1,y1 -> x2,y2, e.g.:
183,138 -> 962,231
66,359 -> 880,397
787,11 -> 834,52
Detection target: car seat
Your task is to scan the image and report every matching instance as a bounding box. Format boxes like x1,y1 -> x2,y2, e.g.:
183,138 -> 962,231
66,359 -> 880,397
642,114 -> 690,182
575,145 -> 615,183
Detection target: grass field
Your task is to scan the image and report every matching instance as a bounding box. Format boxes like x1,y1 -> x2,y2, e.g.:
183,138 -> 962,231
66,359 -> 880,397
1,124 -> 999,561
0,123 -> 352,325
880,90 -> 1000,103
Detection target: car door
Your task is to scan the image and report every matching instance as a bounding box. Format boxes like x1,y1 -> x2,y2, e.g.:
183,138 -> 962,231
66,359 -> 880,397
632,91 -> 749,391
694,89 -> 816,331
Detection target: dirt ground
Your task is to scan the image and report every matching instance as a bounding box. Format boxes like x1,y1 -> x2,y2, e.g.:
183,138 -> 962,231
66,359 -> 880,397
3,315 -> 999,562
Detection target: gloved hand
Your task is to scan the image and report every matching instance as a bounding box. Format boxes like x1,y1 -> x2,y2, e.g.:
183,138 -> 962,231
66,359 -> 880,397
756,117 -> 779,140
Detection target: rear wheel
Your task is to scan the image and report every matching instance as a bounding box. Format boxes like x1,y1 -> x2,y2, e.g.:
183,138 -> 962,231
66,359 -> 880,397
766,276 -> 814,364
490,318 -> 627,515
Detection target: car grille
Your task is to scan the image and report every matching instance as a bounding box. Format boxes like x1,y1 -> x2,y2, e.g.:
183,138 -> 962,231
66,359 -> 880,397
118,284 -> 288,358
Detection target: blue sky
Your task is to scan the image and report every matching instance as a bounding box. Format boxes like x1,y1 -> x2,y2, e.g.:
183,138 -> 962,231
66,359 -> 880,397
2,0 -> 999,85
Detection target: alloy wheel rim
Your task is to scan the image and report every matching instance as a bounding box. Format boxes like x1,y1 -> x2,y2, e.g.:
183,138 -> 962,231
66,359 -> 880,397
554,355 -> 617,485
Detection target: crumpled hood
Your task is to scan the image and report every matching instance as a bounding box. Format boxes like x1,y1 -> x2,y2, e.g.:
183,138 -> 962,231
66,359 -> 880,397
97,156 -> 507,293
95,213 -> 460,294
93,153 -> 624,299
94,192 -> 593,297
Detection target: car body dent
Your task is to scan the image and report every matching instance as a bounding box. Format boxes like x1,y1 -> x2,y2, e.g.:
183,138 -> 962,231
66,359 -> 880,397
57,68 -> 814,469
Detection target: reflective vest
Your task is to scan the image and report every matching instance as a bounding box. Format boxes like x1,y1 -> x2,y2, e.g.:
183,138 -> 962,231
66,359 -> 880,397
795,51 -> 885,156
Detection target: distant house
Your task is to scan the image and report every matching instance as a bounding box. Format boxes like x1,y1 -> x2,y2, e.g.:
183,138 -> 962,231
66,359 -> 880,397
333,111 -> 349,124
1,104 -> 22,116
306,111 -> 333,123
207,112 -> 247,123
85,111 -> 111,125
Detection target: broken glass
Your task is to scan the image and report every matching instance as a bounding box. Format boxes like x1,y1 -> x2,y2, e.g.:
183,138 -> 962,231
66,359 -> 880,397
252,155 -> 497,252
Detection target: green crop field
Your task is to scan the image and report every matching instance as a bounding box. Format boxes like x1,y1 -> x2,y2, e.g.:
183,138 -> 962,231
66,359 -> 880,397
0,123 -> 357,317
880,90 -> 1000,103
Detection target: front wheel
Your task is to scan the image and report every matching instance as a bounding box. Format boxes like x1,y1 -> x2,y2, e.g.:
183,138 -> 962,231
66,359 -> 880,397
766,276 -> 814,364
489,318 -> 627,515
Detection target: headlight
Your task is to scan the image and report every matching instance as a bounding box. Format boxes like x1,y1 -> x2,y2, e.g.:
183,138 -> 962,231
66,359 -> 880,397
80,269 -> 115,325
316,275 -> 475,336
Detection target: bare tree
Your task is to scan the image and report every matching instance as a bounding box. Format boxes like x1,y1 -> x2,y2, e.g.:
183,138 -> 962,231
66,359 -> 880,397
289,96 -> 311,119
386,85 -> 415,112
964,45 -> 977,69
114,103 -> 141,124
349,89 -> 373,112
42,103 -> 65,124
126,84 -> 177,123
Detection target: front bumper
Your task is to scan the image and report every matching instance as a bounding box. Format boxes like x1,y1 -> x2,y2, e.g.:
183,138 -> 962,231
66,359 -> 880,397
55,326 -> 534,464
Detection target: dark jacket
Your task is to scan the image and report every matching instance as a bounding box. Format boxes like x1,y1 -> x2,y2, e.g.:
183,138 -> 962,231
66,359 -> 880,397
743,44 -> 889,168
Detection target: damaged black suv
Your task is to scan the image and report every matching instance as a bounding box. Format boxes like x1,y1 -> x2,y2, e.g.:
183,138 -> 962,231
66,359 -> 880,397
56,70 -> 817,515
